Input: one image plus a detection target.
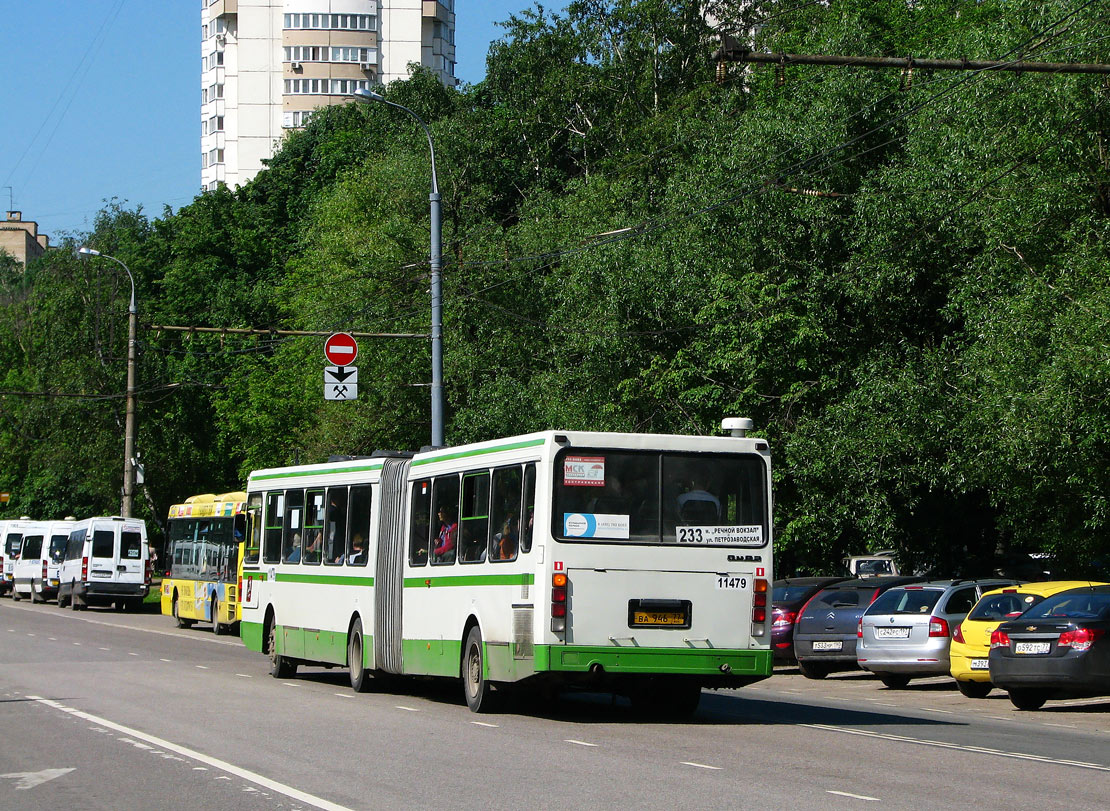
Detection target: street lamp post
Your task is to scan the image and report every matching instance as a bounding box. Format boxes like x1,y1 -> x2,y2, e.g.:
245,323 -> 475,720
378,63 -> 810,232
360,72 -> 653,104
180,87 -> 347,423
77,247 -> 138,517
352,87 -> 444,448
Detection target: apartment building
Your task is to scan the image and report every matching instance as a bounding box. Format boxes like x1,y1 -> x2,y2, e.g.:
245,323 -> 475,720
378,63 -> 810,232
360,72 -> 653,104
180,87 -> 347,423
0,212 -> 49,267
201,0 -> 456,190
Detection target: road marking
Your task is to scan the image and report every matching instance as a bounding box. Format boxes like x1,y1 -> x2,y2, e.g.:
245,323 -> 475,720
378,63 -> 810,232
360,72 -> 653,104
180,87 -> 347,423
681,761 -> 721,770
73,642 -> 81,646
827,790 -> 880,802
922,708 -> 953,714
283,683 -> 298,688
471,721 -> 498,728
335,693 -> 353,699
193,767 -> 208,771
236,674 -> 252,678
128,652 -> 139,656
396,706 -> 419,712
48,637 -> 56,640
26,633 -> 35,636
196,665 -> 208,669
1044,722 -> 1076,729
565,740 -> 598,747
99,647 -> 110,651
803,723 -> 1110,772
0,768 -> 75,790
27,697 -> 353,810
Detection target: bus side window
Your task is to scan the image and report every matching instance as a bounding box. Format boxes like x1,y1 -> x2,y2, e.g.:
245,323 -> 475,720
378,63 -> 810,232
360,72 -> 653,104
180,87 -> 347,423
245,493 -> 261,565
303,489 -> 325,565
263,492 -> 284,564
522,463 -> 536,554
431,475 -> 459,566
282,489 -> 304,564
489,466 -> 522,563
460,471 -> 490,563
324,486 -> 348,566
348,485 -> 371,566
409,480 -> 431,566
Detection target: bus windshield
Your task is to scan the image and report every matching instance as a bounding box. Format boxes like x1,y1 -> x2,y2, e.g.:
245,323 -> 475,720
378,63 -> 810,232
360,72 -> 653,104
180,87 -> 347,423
553,449 -> 767,546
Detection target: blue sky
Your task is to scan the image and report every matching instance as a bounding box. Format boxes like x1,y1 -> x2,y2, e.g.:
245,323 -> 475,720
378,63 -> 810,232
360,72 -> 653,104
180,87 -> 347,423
0,1 -> 546,242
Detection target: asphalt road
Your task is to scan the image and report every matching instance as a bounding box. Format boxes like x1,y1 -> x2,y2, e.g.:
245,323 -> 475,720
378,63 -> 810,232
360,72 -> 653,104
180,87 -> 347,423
1,598 -> 1106,810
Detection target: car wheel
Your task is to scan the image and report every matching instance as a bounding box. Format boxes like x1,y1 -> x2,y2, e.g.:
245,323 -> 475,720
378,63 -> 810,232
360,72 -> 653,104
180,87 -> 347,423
956,680 -> 992,699
1008,688 -> 1048,711
798,660 -> 829,680
348,618 -> 372,693
268,619 -> 297,679
462,626 -> 499,713
879,673 -> 912,689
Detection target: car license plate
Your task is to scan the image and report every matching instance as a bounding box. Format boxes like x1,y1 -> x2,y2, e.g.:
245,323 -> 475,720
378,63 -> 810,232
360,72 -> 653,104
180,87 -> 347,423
632,611 -> 686,626
1015,642 -> 1051,655
970,658 -> 990,670
812,641 -> 843,651
874,626 -> 911,639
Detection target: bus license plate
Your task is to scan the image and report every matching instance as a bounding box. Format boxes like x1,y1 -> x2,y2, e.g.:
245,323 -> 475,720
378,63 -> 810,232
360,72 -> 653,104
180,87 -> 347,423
632,611 -> 687,626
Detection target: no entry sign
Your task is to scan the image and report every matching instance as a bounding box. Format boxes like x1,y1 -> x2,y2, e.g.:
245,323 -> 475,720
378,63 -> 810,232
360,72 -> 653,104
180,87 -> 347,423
323,332 -> 359,366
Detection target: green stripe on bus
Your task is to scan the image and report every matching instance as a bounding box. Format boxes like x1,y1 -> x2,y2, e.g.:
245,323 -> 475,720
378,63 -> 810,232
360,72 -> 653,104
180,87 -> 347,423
410,437 -> 546,467
402,573 -> 535,588
275,573 -> 374,587
251,462 -> 384,481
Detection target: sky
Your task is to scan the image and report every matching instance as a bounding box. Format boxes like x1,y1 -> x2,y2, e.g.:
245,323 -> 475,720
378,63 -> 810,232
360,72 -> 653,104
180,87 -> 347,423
0,1 -> 545,243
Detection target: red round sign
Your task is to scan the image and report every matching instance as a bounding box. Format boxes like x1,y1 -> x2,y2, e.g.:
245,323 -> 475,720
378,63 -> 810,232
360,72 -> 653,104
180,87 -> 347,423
324,332 -> 358,366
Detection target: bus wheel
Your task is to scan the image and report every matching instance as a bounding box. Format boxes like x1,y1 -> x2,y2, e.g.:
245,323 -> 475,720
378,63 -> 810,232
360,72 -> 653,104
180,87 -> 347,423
211,596 -> 223,635
348,618 -> 372,693
30,586 -> 42,604
12,588 -> 21,602
57,586 -> 69,608
172,592 -> 194,628
463,626 -> 499,713
268,620 -> 297,679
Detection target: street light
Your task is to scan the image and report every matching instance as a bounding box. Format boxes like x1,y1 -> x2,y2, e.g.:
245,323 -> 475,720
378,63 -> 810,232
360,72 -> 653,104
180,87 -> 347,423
77,246 -> 138,518
352,87 -> 444,448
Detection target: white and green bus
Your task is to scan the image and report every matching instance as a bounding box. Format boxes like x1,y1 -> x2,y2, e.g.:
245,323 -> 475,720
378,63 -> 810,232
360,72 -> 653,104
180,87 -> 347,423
239,419 -> 773,713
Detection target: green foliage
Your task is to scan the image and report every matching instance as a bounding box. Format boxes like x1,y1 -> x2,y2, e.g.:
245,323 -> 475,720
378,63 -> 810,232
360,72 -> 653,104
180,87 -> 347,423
1,0 -> 1106,573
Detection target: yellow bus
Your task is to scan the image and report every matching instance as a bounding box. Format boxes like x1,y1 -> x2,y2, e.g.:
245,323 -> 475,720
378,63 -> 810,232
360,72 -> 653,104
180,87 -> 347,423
160,492 -> 247,634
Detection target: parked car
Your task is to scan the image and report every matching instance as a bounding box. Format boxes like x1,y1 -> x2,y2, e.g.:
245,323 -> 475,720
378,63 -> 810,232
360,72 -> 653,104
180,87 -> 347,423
772,577 -> 851,662
793,576 -> 925,679
844,551 -> 900,577
950,580 -> 1107,698
856,579 -> 1019,688
989,584 -> 1110,710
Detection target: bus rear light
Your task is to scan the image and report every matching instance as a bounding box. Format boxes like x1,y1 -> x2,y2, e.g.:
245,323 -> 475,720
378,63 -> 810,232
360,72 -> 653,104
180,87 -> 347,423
144,559 -> 153,585
752,578 -> 768,636
81,556 -> 88,581
42,560 -> 48,582
551,573 -> 568,632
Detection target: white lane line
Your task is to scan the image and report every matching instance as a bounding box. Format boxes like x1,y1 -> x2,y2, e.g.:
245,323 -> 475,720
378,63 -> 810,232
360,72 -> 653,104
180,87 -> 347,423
128,652 -> 139,656
27,696 -> 353,810
471,721 -> 498,728
921,707 -> 953,714
565,740 -> 598,747
396,706 -> 419,712
196,665 -> 209,670
803,723 -> 1110,772
235,674 -> 252,678
99,647 -> 110,651
334,693 -> 354,699
283,683 -> 298,688
827,790 -> 881,802
160,658 -> 172,662
1044,723 -> 1076,729
26,633 -> 35,636
681,761 -> 722,770
48,637 -> 57,640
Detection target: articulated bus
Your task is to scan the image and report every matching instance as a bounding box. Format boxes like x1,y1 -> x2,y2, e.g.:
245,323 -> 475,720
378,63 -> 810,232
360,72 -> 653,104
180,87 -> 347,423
239,420 -> 773,713
161,493 -> 247,634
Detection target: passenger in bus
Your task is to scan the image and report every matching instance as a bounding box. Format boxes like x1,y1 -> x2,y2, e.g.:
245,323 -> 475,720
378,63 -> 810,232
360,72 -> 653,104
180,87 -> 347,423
285,533 -> 302,563
347,534 -> 367,565
433,506 -> 457,562
677,479 -> 721,525
303,530 -> 322,563
493,516 -> 518,560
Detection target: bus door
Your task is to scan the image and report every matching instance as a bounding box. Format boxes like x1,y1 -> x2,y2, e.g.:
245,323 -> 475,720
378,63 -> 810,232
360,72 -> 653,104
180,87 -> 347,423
88,523 -> 119,586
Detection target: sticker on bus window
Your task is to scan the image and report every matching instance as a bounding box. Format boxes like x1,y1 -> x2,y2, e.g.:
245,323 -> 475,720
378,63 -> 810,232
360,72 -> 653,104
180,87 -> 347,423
676,525 -> 764,545
564,456 -> 606,487
563,513 -> 629,539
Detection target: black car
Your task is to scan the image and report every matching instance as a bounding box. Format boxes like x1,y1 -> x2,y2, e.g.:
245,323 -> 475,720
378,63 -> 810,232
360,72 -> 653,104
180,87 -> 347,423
989,585 -> 1110,710
792,575 -> 926,679
772,577 -> 851,663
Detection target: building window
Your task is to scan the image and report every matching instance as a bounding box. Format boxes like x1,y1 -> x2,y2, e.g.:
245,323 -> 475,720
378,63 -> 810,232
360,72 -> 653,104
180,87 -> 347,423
284,13 -> 375,31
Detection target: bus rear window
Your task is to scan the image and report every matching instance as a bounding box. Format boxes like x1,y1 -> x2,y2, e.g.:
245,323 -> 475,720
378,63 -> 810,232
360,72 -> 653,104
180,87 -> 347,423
5,534 -> 23,556
21,535 -> 43,559
92,530 -> 115,558
122,531 -> 143,560
553,450 -> 766,546
50,535 -> 68,563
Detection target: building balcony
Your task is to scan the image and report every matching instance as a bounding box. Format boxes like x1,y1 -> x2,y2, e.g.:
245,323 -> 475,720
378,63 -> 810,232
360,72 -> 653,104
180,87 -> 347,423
422,1 -> 451,23
208,0 -> 237,19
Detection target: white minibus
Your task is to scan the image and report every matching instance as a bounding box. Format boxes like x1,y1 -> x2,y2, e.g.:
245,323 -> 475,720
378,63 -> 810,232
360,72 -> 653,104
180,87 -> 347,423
58,517 -> 151,610
13,518 -> 76,602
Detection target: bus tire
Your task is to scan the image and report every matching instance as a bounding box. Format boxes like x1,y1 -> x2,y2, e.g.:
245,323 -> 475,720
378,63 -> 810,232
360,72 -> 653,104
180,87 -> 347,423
12,588 -> 21,601
57,586 -> 69,608
172,591 -> 194,628
268,619 -> 297,679
463,626 -> 499,713
211,596 -> 223,635
348,618 -> 372,693
30,585 -> 42,604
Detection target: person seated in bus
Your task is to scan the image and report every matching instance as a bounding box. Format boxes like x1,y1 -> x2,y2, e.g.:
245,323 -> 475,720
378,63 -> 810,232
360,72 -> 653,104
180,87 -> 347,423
433,506 -> 457,563
285,533 -> 302,563
493,515 -> 519,561
303,530 -> 322,564
460,526 -> 485,563
348,534 -> 367,565
676,479 -> 721,525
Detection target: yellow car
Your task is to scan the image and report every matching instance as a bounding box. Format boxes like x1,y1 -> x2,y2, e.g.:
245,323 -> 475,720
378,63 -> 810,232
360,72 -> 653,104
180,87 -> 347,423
950,580 -> 1108,697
